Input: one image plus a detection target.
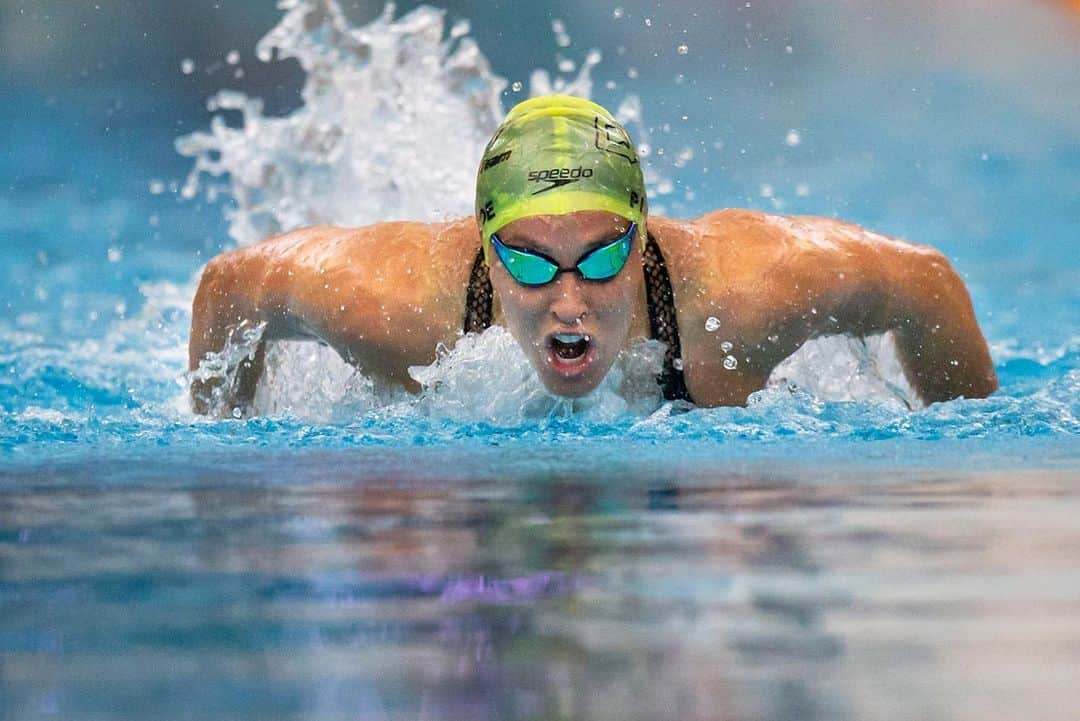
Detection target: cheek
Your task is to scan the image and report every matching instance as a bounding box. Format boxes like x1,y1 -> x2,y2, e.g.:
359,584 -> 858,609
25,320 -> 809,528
591,277 -> 637,319
493,279 -> 547,337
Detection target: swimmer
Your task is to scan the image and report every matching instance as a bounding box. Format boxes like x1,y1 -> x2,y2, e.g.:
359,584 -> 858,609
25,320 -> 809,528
188,94 -> 997,415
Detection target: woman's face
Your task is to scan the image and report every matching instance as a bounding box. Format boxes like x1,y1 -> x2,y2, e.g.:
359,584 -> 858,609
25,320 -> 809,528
488,210 -> 645,397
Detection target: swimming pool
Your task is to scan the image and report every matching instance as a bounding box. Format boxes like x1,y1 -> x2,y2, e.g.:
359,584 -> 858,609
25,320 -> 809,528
2,1 -> 1078,718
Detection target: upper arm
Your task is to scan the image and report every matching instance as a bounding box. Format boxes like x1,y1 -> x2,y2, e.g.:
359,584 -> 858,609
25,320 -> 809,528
676,213 -> 938,387
748,215 -> 949,341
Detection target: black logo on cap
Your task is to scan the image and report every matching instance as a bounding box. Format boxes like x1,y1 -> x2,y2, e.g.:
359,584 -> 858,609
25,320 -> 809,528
482,150 -> 512,172
594,116 -> 638,165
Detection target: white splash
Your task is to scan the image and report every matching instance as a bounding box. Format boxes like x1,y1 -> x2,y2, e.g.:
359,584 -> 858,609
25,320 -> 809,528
409,326 -> 664,423
176,1 -> 507,245
764,332 -> 920,409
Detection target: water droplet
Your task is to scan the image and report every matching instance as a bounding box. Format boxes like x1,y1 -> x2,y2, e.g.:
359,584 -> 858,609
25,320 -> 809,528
558,58 -> 576,73
723,355 -> 738,370
552,19 -> 566,34
768,334 -> 780,343
511,81 -> 523,92
759,183 -> 774,198
785,45 -> 794,54
180,58 -> 195,75
676,44 -> 689,55
107,246 -> 123,263
450,19 -> 470,38
148,179 -> 165,194
785,129 -> 801,147
795,183 -> 810,197
226,50 -> 240,65
705,316 -> 721,332
720,341 -> 733,353
627,67 -> 639,79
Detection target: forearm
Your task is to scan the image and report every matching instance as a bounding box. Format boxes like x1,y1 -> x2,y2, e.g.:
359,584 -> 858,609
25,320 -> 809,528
892,256 -> 997,403
188,254 -> 270,415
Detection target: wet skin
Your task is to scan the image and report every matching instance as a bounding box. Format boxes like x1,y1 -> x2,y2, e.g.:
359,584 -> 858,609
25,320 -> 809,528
188,209 -> 998,415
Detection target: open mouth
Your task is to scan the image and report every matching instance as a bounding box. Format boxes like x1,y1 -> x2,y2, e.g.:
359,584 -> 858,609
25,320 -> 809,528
550,333 -> 590,361
547,333 -> 594,378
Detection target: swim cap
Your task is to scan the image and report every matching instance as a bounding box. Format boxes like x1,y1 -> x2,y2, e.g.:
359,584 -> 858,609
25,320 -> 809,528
475,95 -> 646,261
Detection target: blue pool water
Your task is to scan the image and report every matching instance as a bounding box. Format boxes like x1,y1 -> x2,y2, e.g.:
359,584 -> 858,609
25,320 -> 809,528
2,1 -> 1079,718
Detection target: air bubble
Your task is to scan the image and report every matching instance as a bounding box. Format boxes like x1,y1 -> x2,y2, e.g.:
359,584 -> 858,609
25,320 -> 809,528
785,130 -> 801,147
723,355 -> 738,370
226,50 -> 240,65
511,81 -> 523,92
676,44 -> 688,55
613,7 -> 625,18
705,316 -> 721,332
720,341 -> 733,353
673,358 -> 684,371
180,58 -> 195,75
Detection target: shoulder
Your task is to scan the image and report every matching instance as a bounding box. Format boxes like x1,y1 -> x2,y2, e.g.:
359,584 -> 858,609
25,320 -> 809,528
240,217 -> 478,263
652,209 -> 941,284
210,217 -> 478,277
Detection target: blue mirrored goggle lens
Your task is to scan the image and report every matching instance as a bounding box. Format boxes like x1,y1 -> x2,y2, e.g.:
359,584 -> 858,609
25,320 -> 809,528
576,230 -> 633,280
492,241 -> 559,285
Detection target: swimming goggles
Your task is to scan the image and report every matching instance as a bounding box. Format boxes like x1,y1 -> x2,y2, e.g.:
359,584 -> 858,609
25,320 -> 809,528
490,222 -> 636,287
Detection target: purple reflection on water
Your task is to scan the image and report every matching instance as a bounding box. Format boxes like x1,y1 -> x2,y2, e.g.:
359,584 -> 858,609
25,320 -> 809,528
437,571 -> 582,604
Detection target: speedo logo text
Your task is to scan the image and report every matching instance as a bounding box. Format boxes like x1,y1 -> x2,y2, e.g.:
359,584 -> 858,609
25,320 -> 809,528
528,166 -> 594,194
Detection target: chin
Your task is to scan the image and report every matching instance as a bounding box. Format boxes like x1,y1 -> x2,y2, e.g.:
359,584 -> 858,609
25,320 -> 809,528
536,353 -> 612,398
542,376 -> 601,398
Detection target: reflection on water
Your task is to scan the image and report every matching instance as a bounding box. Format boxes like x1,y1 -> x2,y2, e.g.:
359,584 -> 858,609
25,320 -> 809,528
2,456 -> 1079,721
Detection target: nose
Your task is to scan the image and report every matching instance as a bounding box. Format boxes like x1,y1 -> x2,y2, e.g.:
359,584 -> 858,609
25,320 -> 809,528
550,273 -> 590,325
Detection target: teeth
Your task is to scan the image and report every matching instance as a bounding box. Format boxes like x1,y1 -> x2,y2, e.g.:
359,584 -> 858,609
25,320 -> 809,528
554,334 -> 589,343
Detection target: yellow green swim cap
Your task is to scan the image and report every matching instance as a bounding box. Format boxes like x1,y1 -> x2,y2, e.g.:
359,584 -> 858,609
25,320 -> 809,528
475,94 -> 647,260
